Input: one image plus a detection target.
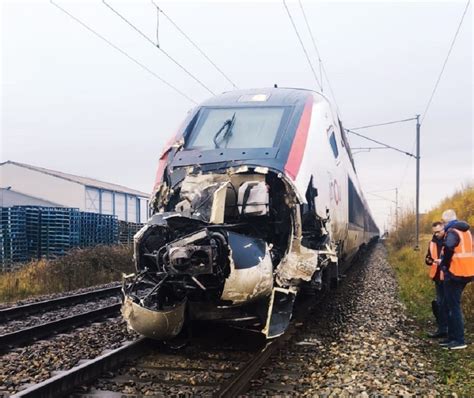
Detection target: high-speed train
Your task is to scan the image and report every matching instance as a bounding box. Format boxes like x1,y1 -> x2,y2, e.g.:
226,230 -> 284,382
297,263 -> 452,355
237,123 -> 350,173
122,88 -> 379,339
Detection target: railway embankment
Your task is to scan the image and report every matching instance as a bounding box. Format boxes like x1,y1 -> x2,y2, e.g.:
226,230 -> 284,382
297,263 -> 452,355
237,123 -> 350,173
389,239 -> 474,396
247,243 -> 444,396
388,186 -> 474,396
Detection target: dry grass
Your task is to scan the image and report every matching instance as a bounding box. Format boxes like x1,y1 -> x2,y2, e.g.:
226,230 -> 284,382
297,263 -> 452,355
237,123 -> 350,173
387,186 -> 474,395
0,245 -> 134,303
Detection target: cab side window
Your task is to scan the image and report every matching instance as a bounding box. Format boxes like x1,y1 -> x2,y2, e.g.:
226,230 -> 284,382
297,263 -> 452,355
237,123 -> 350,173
329,130 -> 339,158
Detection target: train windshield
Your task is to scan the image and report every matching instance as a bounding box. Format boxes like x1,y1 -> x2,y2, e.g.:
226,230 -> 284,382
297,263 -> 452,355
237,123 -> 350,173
185,107 -> 287,149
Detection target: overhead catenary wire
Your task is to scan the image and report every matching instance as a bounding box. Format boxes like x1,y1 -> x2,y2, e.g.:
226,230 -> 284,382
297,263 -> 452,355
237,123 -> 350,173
320,63 -> 342,118
50,0 -> 197,104
282,0 -> 322,91
398,138 -> 417,189
349,117 -> 417,130
298,0 -> 323,91
151,0 -> 238,89
367,192 -> 396,204
345,129 -> 416,158
102,0 -> 215,96
421,0 -> 470,124
297,1 -> 342,117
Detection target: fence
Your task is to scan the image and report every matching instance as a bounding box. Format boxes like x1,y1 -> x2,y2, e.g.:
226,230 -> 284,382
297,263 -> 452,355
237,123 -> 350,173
0,206 -> 144,270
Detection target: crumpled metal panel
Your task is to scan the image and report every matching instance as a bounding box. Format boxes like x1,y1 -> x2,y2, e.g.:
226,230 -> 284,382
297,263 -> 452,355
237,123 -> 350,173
122,296 -> 186,340
220,234 -> 273,304
262,287 -> 297,338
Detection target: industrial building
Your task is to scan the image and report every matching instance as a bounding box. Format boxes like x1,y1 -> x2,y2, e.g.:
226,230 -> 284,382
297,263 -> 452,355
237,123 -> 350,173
0,161 -> 150,223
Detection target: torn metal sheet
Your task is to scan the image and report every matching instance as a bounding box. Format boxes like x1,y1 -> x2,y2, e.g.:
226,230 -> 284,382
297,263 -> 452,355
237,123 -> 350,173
275,248 -> 319,287
262,287 -> 297,338
210,181 -> 229,224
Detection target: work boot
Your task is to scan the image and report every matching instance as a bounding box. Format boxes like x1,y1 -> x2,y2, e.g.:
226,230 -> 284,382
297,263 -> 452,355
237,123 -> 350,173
444,341 -> 467,350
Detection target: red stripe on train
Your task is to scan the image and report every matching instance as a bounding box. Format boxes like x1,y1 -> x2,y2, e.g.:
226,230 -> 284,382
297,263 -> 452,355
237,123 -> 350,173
284,96 -> 313,180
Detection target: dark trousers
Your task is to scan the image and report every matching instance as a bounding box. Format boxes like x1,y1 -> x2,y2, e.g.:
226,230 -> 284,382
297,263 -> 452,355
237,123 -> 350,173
444,279 -> 468,344
434,280 -> 448,333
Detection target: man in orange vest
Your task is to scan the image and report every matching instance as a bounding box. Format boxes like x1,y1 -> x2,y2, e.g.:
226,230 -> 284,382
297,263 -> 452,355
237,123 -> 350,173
425,221 -> 447,338
436,209 -> 473,350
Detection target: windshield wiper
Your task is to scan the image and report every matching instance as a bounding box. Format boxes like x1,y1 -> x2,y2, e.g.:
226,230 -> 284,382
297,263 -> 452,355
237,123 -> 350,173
213,113 -> 236,148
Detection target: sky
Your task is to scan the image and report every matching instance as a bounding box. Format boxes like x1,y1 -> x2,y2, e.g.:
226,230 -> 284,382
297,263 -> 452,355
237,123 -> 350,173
1,0 -> 472,231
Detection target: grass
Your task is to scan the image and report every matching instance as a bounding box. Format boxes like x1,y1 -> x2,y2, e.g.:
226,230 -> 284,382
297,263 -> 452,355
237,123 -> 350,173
0,244 -> 134,303
387,237 -> 474,396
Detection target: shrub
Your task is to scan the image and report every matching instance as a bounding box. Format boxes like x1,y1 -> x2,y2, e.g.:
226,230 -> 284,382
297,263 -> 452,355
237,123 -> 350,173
422,183 -> 474,232
0,245 -> 134,303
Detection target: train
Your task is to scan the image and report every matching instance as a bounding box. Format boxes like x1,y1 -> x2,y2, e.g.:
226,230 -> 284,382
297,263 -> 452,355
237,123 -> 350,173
122,87 -> 379,340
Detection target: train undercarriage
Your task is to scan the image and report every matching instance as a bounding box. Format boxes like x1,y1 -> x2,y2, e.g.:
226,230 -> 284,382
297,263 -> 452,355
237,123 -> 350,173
122,166 -> 339,339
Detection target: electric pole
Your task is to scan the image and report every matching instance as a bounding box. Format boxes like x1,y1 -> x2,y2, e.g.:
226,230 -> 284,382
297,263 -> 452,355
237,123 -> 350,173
415,114 -> 420,250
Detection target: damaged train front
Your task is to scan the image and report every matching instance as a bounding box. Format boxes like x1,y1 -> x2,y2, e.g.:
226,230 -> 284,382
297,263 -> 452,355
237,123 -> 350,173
121,165 -> 299,340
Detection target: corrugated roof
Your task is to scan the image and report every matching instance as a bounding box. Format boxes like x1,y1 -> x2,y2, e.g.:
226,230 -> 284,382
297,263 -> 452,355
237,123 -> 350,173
1,161 -> 149,197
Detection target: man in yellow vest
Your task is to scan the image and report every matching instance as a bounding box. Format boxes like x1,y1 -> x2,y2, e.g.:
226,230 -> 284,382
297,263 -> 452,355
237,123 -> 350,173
436,209 -> 473,350
425,221 -> 447,338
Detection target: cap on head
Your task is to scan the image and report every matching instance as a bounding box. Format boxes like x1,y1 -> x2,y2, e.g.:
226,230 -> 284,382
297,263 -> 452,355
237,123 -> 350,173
441,209 -> 457,223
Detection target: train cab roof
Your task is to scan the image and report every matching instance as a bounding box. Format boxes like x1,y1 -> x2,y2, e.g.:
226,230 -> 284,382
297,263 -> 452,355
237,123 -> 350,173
199,87 -> 314,107
168,87 -> 329,178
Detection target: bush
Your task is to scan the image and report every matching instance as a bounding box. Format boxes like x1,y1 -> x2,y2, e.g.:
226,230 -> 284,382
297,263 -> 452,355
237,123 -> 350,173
388,185 -> 474,324
0,245 -> 134,303
389,209 -> 417,250
422,184 -> 474,232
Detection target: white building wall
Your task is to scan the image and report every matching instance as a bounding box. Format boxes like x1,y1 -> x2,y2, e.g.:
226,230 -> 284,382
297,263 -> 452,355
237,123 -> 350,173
1,163 -> 85,209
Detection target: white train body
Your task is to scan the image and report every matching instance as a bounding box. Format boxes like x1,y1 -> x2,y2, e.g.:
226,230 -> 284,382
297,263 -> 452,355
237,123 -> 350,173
122,88 -> 378,339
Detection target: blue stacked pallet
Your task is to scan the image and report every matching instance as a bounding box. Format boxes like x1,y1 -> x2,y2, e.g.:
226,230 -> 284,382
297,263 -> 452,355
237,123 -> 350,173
25,206 -> 41,260
80,212 -> 95,247
97,214 -> 118,245
80,212 -> 119,247
0,222 -> 3,267
39,207 -> 81,258
1,207 -> 29,269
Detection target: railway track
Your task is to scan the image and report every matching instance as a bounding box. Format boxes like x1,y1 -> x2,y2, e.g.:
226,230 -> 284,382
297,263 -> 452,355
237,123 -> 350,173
13,333 -> 277,397
0,286 -> 121,322
10,300 -> 311,398
0,286 -> 122,352
3,243 -> 381,397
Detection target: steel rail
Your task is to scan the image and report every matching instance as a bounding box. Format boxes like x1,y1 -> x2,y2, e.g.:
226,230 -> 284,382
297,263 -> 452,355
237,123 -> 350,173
0,286 -> 122,323
0,303 -> 121,352
214,340 -> 279,397
214,297 -> 314,397
13,338 -> 150,398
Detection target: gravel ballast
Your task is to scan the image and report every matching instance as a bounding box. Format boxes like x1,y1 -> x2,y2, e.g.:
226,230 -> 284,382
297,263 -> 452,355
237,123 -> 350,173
248,243 -> 442,396
0,318 -> 137,395
0,296 -> 120,335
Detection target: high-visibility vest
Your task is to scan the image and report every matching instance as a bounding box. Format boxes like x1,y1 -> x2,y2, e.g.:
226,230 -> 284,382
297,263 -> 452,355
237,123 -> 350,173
429,241 -> 444,281
449,229 -> 474,277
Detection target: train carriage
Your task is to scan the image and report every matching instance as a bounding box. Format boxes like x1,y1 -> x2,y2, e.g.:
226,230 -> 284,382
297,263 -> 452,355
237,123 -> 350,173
122,87 -> 378,340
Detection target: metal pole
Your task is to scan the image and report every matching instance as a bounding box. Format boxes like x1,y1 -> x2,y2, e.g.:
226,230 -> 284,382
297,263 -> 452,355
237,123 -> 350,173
415,115 -> 420,250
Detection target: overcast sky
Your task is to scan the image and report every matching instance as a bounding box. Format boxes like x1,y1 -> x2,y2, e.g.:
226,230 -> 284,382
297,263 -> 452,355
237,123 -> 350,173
1,0 -> 472,230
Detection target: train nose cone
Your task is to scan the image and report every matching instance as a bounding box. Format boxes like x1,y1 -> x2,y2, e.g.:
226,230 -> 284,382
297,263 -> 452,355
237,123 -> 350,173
122,296 -> 186,340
